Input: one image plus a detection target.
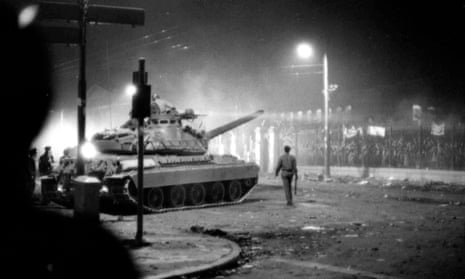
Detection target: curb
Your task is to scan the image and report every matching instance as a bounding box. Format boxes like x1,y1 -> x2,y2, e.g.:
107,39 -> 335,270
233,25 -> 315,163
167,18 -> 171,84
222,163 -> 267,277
142,236 -> 241,279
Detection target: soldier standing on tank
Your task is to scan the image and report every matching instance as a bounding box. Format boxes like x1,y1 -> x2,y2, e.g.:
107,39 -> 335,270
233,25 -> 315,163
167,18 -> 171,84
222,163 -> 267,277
39,146 -> 54,176
151,93 -> 175,116
58,148 -> 74,188
275,145 -> 298,206
59,148 -> 71,165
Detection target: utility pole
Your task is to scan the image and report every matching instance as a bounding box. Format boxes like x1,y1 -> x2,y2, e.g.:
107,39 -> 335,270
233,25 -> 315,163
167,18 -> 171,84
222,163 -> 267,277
105,41 -> 113,128
130,58 -> 151,245
323,53 -> 330,178
76,0 -> 88,175
37,0 -> 145,174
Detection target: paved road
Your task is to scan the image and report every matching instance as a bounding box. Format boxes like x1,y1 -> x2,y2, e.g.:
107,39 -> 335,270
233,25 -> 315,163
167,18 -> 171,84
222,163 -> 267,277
105,176 -> 464,279
45,176 -> 465,278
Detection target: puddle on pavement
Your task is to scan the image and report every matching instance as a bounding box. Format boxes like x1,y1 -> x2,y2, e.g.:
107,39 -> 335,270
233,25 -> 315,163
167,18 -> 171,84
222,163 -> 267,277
302,225 -> 325,231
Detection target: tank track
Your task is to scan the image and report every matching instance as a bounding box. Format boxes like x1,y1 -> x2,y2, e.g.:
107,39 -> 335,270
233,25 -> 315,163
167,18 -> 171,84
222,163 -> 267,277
46,177 -> 259,215
129,182 -> 257,214
109,176 -> 258,214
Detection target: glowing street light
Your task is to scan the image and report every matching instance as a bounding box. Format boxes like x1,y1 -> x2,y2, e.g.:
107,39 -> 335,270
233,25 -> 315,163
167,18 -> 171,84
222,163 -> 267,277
80,141 -> 97,160
296,43 -> 314,60
18,5 -> 39,28
296,42 -> 332,179
125,84 -> 137,97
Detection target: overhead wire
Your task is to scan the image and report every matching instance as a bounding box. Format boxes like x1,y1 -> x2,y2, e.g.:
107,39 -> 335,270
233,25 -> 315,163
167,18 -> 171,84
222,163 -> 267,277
52,26 -> 181,73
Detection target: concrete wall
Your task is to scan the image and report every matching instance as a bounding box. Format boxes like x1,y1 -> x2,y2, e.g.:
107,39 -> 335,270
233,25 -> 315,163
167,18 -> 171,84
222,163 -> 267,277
299,166 -> 465,184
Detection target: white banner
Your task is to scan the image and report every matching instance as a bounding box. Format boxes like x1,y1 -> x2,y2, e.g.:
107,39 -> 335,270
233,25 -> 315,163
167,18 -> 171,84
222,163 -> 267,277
431,122 -> 445,136
367,125 -> 385,137
412,104 -> 422,121
343,125 -> 362,139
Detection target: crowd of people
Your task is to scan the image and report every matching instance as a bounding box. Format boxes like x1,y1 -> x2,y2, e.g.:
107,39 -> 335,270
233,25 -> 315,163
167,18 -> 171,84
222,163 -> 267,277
297,128 -> 465,170
213,121 -> 465,172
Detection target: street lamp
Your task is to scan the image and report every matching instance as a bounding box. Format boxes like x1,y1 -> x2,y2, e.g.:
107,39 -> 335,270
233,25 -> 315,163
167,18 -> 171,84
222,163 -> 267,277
125,84 -> 137,97
296,43 -> 314,59
296,42 -> 332,179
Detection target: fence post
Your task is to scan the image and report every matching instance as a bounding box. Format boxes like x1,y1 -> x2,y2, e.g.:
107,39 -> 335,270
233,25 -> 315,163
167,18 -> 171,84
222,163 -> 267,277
451,122 -> 455,170
388,125 -> 392,167
295,129 -> 299,163
417,121 -> 423,169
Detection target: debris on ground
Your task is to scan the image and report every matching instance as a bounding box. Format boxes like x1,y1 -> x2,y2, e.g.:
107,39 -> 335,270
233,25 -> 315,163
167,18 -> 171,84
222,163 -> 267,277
190,226 -> 229,237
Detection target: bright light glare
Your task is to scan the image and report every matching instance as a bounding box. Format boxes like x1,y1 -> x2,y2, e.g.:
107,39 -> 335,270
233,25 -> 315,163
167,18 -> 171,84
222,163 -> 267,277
296,43 -> 314,59
81,141 -> 97,159
18,5 -> 39,28
125,84 -> 137,97
100,186 -> 109,194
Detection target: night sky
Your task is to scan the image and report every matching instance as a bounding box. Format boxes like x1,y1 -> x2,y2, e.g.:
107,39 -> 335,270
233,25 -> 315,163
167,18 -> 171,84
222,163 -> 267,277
11,0 -> 465,125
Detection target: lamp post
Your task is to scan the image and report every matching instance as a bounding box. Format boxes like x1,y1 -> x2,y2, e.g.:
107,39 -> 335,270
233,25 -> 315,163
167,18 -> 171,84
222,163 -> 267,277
322,53 -> 330,178
296,43 -> 332,179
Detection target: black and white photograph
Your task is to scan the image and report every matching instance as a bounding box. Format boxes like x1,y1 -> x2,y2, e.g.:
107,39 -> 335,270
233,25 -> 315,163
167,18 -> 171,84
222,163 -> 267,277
2,0 -> 464,278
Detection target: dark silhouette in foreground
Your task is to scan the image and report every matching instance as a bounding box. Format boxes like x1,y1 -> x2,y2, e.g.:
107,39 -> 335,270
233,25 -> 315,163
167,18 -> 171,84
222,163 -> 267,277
0,2 -> 139,278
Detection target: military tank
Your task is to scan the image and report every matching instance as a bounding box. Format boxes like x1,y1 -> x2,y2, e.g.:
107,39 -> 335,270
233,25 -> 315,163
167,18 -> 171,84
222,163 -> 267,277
41,96 -> 263,213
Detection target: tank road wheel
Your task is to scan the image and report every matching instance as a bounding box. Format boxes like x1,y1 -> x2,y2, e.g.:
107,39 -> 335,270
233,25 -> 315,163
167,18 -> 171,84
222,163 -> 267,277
227,180 -> 242,202
188,183 -> 206,205
208,182 -> 225,203
146,188 -> 164,209
169,186 -> 186,207
243,178 -> 254,191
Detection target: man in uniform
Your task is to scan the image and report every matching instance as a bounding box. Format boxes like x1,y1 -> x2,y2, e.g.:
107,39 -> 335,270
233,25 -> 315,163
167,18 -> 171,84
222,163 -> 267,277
151,93 -> 175,114
57,148 -> 75,189
275,145 -> 298,206
39,146 -> 54,176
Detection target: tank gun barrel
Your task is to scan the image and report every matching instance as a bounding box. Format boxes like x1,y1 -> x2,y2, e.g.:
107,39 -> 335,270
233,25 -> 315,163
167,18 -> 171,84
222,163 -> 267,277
205,110 -> 264,140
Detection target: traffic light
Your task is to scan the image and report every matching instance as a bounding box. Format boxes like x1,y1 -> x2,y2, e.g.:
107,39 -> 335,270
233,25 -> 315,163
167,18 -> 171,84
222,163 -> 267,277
131,84 -> 151,120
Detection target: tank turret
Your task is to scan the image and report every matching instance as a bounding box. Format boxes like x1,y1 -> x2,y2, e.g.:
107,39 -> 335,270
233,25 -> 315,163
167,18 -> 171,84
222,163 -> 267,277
91,96 -> 263,156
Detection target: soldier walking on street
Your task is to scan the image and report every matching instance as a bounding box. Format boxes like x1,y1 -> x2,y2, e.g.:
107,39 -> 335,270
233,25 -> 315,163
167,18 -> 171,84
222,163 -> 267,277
275,145 -> 298,206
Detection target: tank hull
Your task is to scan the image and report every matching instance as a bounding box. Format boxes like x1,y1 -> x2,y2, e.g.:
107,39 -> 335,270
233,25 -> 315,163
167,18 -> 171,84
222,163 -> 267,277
41,155 -> 260,213
41,106 -> 264,213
